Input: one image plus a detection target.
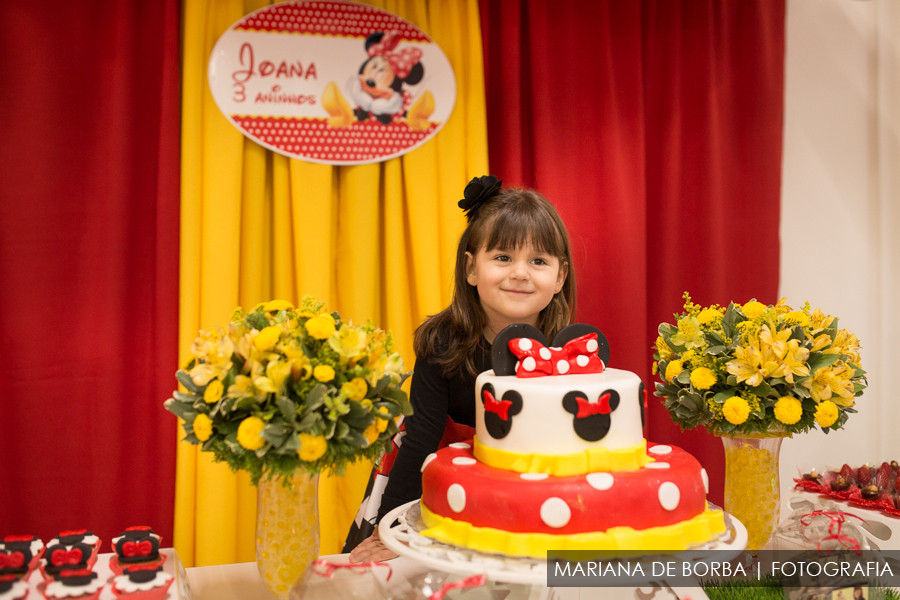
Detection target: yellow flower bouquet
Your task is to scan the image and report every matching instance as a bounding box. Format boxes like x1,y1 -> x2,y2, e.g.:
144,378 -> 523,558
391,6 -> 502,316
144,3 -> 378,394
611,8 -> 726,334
653,293 -> 866,436
164,296 -> 411,484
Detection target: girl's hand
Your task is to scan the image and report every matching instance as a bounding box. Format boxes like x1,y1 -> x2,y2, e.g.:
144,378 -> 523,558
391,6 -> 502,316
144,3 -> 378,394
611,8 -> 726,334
348,527 -> 398,563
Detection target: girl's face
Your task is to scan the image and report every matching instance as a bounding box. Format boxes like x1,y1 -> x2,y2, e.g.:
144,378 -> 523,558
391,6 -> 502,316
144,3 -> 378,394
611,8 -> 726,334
465,240 -> 567,337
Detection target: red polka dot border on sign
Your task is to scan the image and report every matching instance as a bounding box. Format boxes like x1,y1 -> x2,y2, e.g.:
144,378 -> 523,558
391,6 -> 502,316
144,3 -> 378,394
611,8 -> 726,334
231,115 -> 440,163
235,1 -> 430,41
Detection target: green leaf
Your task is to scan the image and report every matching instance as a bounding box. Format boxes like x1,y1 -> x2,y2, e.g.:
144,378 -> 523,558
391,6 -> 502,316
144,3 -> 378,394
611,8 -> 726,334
262,420 -> 291,439
807,352 -> 840,374
705,331 -> 725,347
218,419 -> 240,435
297,411 -> 319,430
176,370 -> 201,393
369,376 -> 392,398
718,421 -> 738,434
704,345 -> 726,356
224,433 -> 248,455
712,391 -> 734,404
345,414 -> 375,431
849,363 -> 867,377
853,382 -> 866,394
346,401 -> 369,420
324,420 -> 337,440
722,303 -> 741,338
164,399 -> 198,421
222,370 -> 236,392
235,396 -> 258,411
749,381 -> 772,397
726,375 -> 738,386
277,397 -> 297,424
173,390 -> 199,403
246,311 -> 269,331
335,421 -> 350,440
272,433 -> 301,455
201,438 -> 216,451
302,384 -> 327,414
675,369 -> 691,385
344,429 -> 369,448
789,326 -> 805,342
382,388 -> 413,416
374,401 -> 402,418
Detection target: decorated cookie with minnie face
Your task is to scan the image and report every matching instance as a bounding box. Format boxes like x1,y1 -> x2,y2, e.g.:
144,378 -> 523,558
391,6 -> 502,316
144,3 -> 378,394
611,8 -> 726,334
562,389 -> 620,442
0,575 -> 28,600
111,567 -> 173,600
44,533 -> 99,570
108,529 -> 165,577
43,569 -> 103,600
39,543 -> 92,582
0,546 -> 33,580
0,537 -> 43,577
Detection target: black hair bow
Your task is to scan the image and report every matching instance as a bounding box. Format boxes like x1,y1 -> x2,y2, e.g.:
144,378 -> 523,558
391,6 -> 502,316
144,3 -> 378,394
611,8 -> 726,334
458,175 -> 502,222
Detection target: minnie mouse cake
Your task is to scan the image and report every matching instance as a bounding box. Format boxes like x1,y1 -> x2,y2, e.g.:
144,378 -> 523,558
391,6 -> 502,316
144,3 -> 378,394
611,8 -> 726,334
108,528 -> 165,576
110,566 -> 173,600
419,324 -> 726,557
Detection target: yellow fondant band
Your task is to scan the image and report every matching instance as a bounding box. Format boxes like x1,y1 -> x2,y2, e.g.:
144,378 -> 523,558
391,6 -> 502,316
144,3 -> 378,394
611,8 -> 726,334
472,436 -> 652,476
420,503 -> 727,558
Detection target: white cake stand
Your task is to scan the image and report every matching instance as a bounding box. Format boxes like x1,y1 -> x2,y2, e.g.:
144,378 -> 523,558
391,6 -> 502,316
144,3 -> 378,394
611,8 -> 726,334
379,500 -> 749,586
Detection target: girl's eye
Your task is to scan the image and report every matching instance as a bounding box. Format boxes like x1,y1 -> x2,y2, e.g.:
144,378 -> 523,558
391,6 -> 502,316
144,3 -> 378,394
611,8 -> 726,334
494,255 -> 511,262
532,257 -> 548,266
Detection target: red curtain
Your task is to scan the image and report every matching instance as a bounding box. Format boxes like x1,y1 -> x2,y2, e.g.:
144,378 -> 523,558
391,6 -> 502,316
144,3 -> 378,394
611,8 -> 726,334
0,0 -> 180,545
481,0 -> 785,505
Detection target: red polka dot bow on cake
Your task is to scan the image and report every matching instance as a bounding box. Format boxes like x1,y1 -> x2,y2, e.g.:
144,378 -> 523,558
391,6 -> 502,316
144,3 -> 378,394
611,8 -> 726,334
367,30 -> 422,79
508,333 -> 605,378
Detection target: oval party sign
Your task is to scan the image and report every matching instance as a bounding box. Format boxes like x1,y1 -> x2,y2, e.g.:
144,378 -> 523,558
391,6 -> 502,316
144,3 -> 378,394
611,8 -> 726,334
208,0 -> 456,165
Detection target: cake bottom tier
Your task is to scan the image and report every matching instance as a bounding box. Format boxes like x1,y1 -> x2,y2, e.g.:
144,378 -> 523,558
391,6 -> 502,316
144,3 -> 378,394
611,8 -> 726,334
420,440 -> 726,558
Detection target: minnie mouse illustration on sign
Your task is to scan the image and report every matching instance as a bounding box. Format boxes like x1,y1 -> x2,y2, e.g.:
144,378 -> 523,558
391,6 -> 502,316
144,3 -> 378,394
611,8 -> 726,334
349,31 -> 424,125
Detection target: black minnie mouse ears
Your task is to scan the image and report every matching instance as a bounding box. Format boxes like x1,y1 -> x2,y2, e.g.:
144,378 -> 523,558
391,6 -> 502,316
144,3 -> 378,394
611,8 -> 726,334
491,323 -> 610,376
458,175 -> 502,222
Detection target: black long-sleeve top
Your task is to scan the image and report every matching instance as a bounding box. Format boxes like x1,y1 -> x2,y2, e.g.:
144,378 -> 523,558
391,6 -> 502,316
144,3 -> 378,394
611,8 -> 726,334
376,338 -> 492,523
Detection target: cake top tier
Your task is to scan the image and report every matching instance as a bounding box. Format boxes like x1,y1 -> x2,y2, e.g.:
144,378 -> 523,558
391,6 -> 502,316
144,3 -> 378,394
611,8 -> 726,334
491,323 -> 611,378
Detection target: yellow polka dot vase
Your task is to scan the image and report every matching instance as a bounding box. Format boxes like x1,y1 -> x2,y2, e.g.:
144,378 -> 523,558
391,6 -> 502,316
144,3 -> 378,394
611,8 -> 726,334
256,472 -> 319,598
721,433 -> 787,551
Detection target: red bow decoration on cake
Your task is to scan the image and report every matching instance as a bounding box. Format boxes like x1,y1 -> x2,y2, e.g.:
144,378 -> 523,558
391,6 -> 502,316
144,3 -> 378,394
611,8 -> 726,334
367,30 -> 422,79
51,549 -> 84,567
483,389 -> 513,420
508,333 -> 604,378
575,392 -> 614,418
122,541 -> 153,558
0,553 -> 24,569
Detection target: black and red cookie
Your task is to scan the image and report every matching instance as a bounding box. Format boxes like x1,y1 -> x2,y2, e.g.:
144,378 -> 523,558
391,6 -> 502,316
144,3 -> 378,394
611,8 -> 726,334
110,566 -> 173,600
108,528 -> 165,576
0,536 -> 43,580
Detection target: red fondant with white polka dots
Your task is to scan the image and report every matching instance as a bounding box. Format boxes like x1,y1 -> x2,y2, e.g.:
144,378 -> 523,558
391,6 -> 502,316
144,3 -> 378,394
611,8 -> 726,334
231,116 -> 438,163
235,1 -> 430,41
421,441 -> 709,535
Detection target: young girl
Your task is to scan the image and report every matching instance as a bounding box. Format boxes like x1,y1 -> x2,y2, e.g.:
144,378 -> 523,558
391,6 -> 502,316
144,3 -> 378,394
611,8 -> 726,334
347,175 -> 576,561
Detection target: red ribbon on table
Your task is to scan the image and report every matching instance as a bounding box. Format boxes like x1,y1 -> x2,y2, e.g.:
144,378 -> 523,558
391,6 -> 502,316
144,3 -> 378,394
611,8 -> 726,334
429,574 -> 487,600
311,559 -> 392,582
799,510 -> 867,555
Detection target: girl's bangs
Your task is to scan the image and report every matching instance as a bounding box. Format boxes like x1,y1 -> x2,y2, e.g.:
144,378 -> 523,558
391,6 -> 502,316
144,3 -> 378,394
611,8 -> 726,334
482,201 -> 565,257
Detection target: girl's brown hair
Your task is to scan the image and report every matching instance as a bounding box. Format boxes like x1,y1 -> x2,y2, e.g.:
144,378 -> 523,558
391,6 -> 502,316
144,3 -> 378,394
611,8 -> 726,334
414,187 -> 576,377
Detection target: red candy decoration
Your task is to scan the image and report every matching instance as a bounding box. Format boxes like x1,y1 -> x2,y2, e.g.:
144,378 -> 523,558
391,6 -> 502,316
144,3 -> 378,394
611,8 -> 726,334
840,464 -> 854,482
575,393 -> 613,418
483,389 -> 513,421
51,548 -> 84,567
509,333 -> 604,378
122,541 -> 153,558
3,536 -> 33,543
0,552 -> 24,569
58,531 -> 87,538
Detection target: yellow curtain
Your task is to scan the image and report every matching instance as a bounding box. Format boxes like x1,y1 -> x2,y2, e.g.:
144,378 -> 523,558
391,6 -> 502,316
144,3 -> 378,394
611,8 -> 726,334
176,0 -> 488,566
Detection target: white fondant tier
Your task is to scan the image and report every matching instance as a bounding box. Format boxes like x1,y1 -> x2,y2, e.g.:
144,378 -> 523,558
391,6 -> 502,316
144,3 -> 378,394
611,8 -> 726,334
474,367 -> 643,456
